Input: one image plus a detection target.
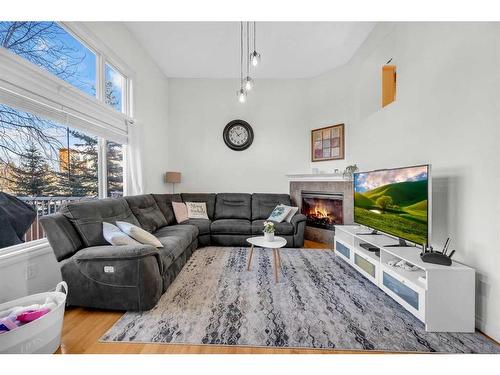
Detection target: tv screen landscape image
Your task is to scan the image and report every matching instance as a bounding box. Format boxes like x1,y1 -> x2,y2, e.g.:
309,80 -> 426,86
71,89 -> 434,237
354,165 -> 430,245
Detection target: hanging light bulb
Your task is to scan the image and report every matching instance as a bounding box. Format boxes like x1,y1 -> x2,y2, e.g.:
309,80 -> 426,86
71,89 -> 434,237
237,87 -> 247,103
244,76 -> 254,91
251,22 -> 261,67
250,51 -> 261,67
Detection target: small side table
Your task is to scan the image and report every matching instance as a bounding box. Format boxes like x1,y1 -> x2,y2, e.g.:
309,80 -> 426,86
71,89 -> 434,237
246,236 -> 287,283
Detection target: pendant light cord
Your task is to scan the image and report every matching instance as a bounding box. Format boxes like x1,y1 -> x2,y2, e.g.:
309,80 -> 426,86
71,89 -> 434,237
240,21 -> 243,87
253,21 -> 256,51
246,22 -> 250,76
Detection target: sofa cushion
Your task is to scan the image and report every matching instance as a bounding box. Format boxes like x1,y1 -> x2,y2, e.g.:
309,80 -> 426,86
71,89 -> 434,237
154,224 -> 199,268
124,195 -> 167,233
251,220 -> 294,235
251,193 -> 292,220
116,221 -> 163,248
154,224 -> 198,247
185,219 -> 211,235
60,198 -> 140,247
181,193 -> 216,219
152,194 -> 182,225
185,202 -> 209,220
102,222 -> 140,246
172,201 -> 189,223
214,193 -> 252,220
211,219 -> 251,234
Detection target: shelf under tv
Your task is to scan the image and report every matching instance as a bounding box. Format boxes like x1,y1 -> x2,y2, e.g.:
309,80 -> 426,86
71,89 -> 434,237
334,225 -> 475,333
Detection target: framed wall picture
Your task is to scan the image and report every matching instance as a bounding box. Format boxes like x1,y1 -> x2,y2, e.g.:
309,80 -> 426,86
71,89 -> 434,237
311,123 -> 345,162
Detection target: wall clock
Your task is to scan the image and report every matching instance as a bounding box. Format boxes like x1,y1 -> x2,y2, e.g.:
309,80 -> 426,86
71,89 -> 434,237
223,119 -> 254,151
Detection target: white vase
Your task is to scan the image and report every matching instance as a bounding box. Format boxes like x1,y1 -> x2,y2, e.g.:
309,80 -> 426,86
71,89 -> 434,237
264,232 -> 275,242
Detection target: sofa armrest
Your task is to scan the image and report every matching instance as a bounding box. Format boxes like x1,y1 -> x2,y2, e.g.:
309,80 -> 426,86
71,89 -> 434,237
291,214 -> 307,247
64,244 -> 163,310
73,244 -> 159,261
290,213 -> 306,227
40,213 -> 83,261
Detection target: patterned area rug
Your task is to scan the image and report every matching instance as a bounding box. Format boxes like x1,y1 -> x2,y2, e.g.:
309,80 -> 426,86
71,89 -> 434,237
101,247 -> 499,353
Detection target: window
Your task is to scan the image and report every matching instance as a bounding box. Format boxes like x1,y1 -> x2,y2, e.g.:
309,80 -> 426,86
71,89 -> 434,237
0,22 -> 131,251
0,22 -> 97,97
0,102 -> 124,248
106,141 -> 124,197
0,103 -> 100,199
105,63 -> 125,112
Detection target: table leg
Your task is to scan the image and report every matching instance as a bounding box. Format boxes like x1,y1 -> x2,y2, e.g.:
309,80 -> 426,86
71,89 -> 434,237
276,248 -> 281,269
273,248 -> 279,283
247,244 -> 254,271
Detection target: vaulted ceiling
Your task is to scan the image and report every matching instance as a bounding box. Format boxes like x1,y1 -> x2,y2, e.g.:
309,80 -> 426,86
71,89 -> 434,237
125,22 -> 376,79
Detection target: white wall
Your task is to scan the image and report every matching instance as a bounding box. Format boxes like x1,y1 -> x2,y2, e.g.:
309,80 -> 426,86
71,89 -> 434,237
83,22 -> 170,194
306,22 -> 500,341
167,78 -> 309,193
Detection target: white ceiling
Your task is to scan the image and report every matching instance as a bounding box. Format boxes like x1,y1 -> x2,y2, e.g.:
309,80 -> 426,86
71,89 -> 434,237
125,22 -> 376,79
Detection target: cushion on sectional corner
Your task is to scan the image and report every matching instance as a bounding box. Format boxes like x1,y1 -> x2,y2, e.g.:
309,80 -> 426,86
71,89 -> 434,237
124,194 -> 167,232
59,198 -> 140,247
152,194 -> 182,225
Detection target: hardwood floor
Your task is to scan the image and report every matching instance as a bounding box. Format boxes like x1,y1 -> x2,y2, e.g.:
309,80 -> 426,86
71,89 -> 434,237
56,240 -> 384,354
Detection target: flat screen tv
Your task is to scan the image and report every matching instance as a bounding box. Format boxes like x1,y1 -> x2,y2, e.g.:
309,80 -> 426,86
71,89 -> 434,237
353,164 -> 431,246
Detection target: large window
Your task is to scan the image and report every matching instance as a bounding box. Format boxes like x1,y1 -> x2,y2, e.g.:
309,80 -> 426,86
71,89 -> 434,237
0,22 -> 130,250
0,103 -> 124,247
0,22 -> 96,97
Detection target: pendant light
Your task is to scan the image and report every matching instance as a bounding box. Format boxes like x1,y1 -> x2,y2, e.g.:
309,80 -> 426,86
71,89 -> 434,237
244,22 -> 254,91
236,22 -> 247,103
250,21 -> 261,67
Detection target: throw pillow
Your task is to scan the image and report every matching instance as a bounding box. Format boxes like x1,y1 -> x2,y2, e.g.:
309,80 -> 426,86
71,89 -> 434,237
172,201 -> 189,223
115,221 -> 163,248
281,204 -> 299,223
267,205 -> 292,223
185,202 -> 209,220
103,222 -> 141,246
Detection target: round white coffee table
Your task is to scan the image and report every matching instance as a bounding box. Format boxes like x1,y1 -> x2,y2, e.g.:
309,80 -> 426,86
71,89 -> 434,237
246,236 -> 287,283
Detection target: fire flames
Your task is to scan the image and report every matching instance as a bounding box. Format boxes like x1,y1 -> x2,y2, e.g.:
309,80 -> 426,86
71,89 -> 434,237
302,197 -> 343,229
307,202 -> 335,222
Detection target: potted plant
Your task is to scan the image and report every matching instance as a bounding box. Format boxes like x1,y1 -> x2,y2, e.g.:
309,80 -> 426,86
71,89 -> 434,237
263,221 -> 275,242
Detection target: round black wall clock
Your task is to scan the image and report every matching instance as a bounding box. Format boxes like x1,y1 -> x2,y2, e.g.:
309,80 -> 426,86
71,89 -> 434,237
223,119 -> 254,151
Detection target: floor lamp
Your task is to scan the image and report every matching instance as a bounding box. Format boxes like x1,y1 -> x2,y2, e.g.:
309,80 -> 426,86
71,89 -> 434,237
165,172 -> 181,193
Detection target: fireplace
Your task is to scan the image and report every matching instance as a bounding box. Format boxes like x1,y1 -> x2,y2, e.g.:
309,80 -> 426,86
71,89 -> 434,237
301,191 -> 344,230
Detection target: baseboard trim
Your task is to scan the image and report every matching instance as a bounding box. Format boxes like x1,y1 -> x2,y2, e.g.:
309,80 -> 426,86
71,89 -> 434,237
476,315 -> 500,344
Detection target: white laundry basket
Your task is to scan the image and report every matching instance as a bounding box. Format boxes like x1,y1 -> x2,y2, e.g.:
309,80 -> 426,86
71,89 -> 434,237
0,282 -> 68,354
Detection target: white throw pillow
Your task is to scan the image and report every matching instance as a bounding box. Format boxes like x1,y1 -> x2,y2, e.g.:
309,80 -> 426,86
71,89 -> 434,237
186,202 -> 209,220
267,205 -> 292,223
103,222 -> 141,246
281,204 -> 299,223
116,221 -> 163,248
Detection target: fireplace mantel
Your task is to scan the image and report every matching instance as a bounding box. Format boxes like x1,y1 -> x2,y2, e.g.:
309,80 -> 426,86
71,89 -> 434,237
286,173 -> 352,182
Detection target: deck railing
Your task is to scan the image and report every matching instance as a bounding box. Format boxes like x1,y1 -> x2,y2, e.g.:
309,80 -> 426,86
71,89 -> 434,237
17,196 -> 97,242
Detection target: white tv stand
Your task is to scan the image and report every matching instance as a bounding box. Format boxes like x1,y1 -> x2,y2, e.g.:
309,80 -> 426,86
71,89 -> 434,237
334,225 -> 475,332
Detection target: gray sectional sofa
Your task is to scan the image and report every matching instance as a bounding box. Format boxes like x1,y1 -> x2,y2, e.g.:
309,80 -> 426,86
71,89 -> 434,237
40,193 -> 306,311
